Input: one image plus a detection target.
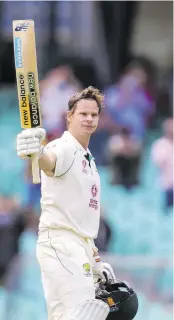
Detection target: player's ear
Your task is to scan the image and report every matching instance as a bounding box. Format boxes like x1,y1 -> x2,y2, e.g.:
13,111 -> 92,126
68,110 -> 74,122
67,111 -> 72,126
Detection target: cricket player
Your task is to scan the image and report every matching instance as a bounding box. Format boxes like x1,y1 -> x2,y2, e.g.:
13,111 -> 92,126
16,86 -> 115,320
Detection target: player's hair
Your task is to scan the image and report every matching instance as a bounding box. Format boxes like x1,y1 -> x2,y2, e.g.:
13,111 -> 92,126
68,86 -> 104,114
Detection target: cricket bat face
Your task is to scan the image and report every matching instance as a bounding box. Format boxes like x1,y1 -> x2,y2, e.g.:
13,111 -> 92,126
13,20 -> 41,129
13,20 -> 42,184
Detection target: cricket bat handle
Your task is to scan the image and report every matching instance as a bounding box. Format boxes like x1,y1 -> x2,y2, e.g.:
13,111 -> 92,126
31,153 -> 40,184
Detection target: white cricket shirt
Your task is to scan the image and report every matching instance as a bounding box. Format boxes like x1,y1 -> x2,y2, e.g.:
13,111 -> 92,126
39,131 -> 100,239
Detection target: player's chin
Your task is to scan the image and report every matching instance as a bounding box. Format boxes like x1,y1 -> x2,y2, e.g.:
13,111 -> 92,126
83,126 -> 96,133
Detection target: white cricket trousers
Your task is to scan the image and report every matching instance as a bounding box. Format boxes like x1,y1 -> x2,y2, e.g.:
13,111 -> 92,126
36,228 -> 109,320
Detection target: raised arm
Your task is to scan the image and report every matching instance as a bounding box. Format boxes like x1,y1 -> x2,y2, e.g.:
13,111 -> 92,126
16,128 -> 57,176
16,128 -> 75,178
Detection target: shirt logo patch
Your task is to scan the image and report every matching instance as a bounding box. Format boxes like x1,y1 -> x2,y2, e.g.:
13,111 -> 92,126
91,184 -> 98,197
82,160 -> 87,174
83,263 -> 92,277
89,184 -> 98,210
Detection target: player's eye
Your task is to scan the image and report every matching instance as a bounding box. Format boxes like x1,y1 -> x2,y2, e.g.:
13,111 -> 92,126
92,113 -> 98,117
81,112 -> 87,116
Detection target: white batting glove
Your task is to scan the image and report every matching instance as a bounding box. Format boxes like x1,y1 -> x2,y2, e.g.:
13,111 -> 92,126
92,252 -> 106,284
102,262 -> 118,284
16,128 -> 46,158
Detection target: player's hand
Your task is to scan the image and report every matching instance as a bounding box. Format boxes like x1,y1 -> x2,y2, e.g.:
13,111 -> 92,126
92,252 -> 106,284
16,128 -> 46,158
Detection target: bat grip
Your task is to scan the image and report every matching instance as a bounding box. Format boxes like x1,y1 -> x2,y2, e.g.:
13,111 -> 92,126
31,153 -> 40,184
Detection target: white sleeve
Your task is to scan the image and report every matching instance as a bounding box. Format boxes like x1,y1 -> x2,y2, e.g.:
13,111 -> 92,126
91,239 -> 98,252
45,140 -> 76,177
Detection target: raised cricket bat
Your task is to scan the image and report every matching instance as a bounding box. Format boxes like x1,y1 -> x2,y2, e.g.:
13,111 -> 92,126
13,20 -> 42,184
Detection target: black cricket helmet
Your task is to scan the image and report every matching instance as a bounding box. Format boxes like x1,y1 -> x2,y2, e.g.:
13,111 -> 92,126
96,280 -> 138,320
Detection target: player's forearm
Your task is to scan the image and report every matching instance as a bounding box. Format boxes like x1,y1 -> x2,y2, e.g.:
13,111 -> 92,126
38,149 -> 57,172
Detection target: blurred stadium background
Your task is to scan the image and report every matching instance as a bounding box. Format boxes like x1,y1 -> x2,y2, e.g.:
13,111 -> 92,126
0,1 -> 173,320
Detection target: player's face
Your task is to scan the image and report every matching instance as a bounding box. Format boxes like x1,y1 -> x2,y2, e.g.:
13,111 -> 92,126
68,99 -> 100,135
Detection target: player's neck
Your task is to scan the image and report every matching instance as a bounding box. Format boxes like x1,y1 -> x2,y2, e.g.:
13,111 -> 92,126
68,129 -> 89,150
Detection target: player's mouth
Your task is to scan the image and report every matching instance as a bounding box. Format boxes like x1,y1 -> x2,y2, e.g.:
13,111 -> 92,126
83,125 -> 94,129
84,126 -> 94,131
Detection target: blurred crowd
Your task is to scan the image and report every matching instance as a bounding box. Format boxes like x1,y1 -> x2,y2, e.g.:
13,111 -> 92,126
0,56 -> 173,290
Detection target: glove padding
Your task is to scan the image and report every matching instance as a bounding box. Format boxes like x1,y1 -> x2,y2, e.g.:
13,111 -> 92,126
102,262 -> 117,284
93,253 -> 106,284
93,255 -> 117,285
16,128 -> 46,158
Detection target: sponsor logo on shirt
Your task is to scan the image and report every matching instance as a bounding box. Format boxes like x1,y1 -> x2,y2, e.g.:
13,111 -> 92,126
91,184 -> 98,197
89,184 -> 98,210
82,159 -> 87,174
83,263 -> 92,277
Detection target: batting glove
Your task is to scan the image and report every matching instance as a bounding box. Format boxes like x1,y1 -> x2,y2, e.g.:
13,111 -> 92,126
16,128 -> 46,158
102,262 -> 118,284
92,251 -> 106,284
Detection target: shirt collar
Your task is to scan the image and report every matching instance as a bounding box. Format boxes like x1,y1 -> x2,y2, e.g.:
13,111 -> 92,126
62,131 -> 92,155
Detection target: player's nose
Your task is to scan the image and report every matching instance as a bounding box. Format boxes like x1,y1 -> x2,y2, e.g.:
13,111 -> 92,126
86,114 -> 93,122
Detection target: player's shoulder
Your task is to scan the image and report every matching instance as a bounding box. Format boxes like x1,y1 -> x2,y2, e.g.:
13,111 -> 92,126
45,136 -> 76,158
45,138 -> 63,150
